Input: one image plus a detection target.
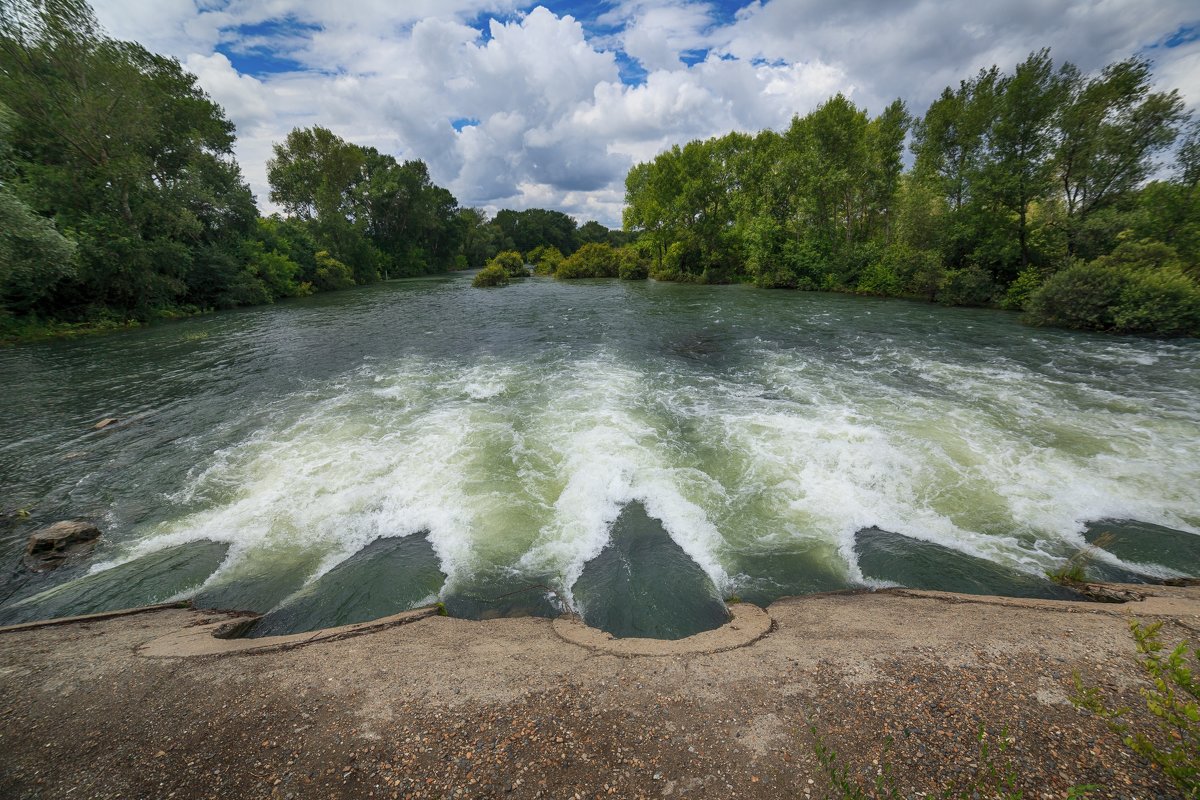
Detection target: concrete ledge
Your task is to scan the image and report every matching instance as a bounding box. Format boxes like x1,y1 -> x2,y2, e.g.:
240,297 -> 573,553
551,603 -> 771,656
0,601 -> 191,634
137,606 -> 438,658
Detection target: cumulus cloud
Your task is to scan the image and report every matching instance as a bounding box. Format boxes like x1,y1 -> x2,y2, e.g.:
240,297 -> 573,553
88,0 -> 1200,226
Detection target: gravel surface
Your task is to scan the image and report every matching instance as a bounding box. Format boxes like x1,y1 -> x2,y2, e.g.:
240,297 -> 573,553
2,586 -> 1198,799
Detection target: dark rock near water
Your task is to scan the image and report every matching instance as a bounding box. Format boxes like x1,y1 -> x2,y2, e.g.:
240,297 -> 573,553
723,542 -> 850,607
571,502 -> 729,640
855,527 -> 1079,600
248,533 -> 445,638
23,521 -> 101,572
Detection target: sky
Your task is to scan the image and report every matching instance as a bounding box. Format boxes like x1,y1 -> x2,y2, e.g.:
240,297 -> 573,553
89,0 -> 1200,228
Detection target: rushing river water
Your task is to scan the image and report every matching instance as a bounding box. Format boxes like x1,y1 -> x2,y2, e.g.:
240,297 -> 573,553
1,275 -> 1198,636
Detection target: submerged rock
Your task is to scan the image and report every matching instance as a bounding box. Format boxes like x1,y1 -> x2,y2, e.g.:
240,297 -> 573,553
571,502 -> 729,640
248,533 -> 445,638
0,540 -> 229,626
23,521 -> 101,572
1084,519 -> 1199,578
441,568 -> 562,621
193,546 -> 329,614
854,528 -> 1078,600
723,541 -> 851,607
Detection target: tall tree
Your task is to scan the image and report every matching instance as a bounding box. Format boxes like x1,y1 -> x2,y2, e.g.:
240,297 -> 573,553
980,50 -> 1065,276
1,0 -> 259,315
1056,57 -> 1187,254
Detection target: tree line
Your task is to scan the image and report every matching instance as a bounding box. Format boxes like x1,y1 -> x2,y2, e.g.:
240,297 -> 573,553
622,50 -> 1200,336
0,0 -> 626,339
4,1 -> 1196,339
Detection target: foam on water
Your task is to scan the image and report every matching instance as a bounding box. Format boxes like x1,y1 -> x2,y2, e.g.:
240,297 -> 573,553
18,283 -> 1197,619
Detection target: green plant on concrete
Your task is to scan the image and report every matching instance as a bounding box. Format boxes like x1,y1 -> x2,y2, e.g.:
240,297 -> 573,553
1072,619 -> 1199,798
811,722 -> 1099,799
811,724 -> 900,800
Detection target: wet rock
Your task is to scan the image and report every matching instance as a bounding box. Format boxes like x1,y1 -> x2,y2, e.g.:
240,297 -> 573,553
1084,519 -> 1200,578
854,527 -> 1078,600
442,568 -> 562,621
0,540 -> 229,626
23,521 -> 101,572
248,533 -> 445,638
571,502 -> 729,640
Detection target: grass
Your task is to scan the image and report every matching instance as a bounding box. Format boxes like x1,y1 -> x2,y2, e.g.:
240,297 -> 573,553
810,722 -> 1099,799
0,316 -> 143,345
1073,619 -> 1199,798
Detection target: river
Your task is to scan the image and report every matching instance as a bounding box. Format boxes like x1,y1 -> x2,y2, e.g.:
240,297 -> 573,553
1,275 -> 1197,637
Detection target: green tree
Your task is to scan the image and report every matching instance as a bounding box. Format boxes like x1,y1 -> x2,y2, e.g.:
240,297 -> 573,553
1,0 -> 259,318
267,126 -> 381,284
980,50 -> 1066,278
1056,58 -> 1187,257
0,101 -> 75,316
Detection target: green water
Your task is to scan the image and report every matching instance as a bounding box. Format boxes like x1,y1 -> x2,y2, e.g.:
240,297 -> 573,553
1,276 -> 1198,635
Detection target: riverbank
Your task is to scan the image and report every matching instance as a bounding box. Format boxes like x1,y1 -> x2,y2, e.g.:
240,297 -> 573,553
2,584 -> 1198,799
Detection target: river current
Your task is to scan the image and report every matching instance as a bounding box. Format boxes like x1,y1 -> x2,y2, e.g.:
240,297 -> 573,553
1,275 -> 1197,635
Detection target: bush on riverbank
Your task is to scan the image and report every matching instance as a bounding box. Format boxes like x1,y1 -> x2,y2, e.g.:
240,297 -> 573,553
488,251 -> 528,278
1026,241 -> 1200,336
527,245 -> 564,276
556,243 -> 620,279
617,247 -> 649,280
472,264 -> 510,287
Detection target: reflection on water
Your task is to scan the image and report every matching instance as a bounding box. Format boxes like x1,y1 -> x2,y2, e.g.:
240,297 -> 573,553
1,276 -> 1198,634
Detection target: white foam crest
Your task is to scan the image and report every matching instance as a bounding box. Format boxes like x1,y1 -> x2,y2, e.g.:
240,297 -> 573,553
114,358 -> 542,592
515,356 -> 730,604
757,344 -> 1200,572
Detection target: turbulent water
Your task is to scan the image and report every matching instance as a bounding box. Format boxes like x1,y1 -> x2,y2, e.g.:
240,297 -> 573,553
1,275 -> 1198,635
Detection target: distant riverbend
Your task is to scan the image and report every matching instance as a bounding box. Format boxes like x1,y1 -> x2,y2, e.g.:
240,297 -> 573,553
1,275 -> 1197,635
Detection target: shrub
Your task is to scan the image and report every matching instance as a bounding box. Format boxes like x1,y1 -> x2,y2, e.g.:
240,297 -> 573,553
472,263 -> 510,287
1000,267 -> 1045,311
616,247 -> 648,280
1027,240 -> 1200,336
527,245 -> 564,276
556,242 -> 620,279
488,250 -> 528,278
1113,267 -> 1200,336
855,260 -> 902,297
938,266 -> 996,307
312,250 -> 355,292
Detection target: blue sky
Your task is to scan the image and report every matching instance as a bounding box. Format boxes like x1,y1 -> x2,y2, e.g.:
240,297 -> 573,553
91,0 -> 1200,226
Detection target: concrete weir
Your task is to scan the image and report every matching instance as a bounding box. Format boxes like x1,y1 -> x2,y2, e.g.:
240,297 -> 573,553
4,584 -> 1200,798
